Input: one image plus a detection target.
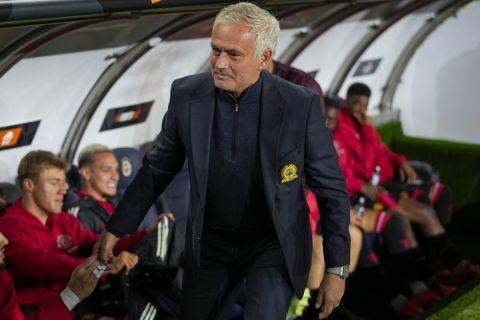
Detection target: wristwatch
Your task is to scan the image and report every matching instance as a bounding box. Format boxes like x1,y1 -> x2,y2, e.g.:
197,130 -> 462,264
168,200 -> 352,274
326,265 -> 350,279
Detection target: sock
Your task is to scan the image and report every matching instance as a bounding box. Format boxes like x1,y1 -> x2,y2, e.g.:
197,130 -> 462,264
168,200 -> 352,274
357,230 -> 380,268
380,212 -> 411,255
425,234 -> 462,270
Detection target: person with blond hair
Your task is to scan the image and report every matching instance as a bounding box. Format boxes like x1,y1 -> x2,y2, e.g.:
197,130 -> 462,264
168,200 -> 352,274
0,150 -> 145,318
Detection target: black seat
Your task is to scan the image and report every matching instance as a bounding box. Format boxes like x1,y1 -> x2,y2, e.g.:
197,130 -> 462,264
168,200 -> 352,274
0,182 -> 21,206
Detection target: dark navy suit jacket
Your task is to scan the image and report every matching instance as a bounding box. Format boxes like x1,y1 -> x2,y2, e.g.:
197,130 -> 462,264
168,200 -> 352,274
107,71 -> 350,297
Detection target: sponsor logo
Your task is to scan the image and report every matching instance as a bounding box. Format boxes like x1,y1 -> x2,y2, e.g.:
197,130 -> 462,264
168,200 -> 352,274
0,128 -> 22,148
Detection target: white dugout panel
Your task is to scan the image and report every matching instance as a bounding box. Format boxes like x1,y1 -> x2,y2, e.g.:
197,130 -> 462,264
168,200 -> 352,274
291,12 -> 372,92
338,14 -> 427,116
76,38 -> 211,161
275,27 -> 304,59
393,1 -> 480,144
0,49 -> 120,183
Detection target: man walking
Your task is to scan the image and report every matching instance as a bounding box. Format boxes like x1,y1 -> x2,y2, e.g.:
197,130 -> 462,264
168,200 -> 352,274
93,3 -> 350,319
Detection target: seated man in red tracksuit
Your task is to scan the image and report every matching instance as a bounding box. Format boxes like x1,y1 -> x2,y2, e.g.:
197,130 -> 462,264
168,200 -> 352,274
0,150 -> 148,319
333,83 -> 480,286
0,231 -> 100,320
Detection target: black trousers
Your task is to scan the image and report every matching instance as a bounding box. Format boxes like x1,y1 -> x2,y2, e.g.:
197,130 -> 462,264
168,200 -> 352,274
179,227 -> 293,320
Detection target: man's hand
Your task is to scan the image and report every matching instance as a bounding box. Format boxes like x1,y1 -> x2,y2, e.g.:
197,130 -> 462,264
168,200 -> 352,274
316,273 -> 346,319
352,112 -> 372,126
145,212 -> 175,234
0,232 -> 8,250
92,231 -> 118,265
106,251 -> 139,275
361,182 -> 381,200
67,256 -> 101,300
399,162 -> 417,182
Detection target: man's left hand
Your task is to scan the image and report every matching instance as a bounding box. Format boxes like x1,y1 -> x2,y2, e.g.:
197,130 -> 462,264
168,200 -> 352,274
316,273 -> 346,319
399,162 -> 417,182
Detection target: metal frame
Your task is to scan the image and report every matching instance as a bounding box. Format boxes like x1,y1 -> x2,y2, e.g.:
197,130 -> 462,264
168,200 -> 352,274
327,0 -> 437,96
60,12 -> 216,162
380,0 -> 472,111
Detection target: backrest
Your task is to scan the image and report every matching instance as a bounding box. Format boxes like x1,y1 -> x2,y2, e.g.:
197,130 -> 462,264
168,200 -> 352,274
112,147 -> 142,194
0,182 -> 21,206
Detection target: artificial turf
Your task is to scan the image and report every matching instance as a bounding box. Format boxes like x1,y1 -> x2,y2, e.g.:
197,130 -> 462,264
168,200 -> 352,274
427,284 -> 480,320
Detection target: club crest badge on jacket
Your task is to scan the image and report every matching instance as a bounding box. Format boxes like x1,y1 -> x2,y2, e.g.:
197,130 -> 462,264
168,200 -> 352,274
281,163 -> 299,183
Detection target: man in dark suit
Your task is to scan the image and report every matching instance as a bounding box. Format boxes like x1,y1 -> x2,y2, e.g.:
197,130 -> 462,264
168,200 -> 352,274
93,2 -> 350,319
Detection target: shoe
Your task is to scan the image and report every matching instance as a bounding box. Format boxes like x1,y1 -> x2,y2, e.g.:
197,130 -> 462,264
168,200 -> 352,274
409,290 -> 441,309
430,281 -> 457,297
437,260 -> 480,286
399,300 -> 424,320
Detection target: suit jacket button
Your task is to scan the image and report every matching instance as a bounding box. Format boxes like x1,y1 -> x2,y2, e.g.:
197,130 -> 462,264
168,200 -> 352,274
196,236 -> 201,242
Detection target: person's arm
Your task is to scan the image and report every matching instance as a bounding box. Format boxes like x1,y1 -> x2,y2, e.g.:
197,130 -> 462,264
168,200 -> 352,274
332,138 -> 364,197
38,256 -> 102,320
304,93 -> 350,319
3,226 -> 84,283
0,270 -> 24,320
93,80 -> 186,263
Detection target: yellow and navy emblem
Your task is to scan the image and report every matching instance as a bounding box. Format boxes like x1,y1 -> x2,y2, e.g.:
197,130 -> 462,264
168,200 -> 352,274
280,163 -> 299,183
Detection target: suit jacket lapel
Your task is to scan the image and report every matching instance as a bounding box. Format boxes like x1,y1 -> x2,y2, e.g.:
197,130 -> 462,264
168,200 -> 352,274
259,72 -> 286,209
189,77 -> 215,204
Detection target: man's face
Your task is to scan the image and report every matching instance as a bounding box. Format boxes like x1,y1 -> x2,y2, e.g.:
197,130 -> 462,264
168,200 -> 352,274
325,107 -> 339,130
210,23 -> 270,97
30,167 -> 67,215
82,152 -> 119,199
345,94 -> 369,123
0,232 -> 7,269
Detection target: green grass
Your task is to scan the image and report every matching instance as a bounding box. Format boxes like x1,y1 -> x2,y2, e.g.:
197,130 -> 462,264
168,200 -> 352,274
428,285 -> 480,320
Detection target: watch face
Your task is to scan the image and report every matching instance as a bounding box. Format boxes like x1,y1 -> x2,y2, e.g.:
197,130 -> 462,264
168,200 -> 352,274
341,266 -> 350,278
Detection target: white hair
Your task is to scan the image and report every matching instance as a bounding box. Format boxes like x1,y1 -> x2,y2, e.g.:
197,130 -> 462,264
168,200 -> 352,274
214,2 -> 280,57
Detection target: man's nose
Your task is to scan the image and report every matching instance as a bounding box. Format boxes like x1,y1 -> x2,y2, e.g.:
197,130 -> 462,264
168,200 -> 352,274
215,52 -> 228,70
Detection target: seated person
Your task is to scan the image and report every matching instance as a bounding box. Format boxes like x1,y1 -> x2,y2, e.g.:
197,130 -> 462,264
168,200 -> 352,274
64,143 -> 174,234
267,59 -> 324,106
0,150 -> 154,318
0,231 -> 100,320
332,85 -> 480,285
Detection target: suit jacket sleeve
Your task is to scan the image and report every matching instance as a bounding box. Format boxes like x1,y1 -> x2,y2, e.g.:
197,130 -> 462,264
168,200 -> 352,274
107,80 -> 187,237
304,93 -> 350,268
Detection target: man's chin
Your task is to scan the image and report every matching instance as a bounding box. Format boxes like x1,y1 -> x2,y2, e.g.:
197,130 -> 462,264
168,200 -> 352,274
213,78 -> 232,90
0,262 -> 6,270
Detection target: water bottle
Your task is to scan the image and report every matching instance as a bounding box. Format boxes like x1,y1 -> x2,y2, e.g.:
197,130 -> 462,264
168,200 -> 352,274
370,165 -> 381,186
354,197 -> 365,217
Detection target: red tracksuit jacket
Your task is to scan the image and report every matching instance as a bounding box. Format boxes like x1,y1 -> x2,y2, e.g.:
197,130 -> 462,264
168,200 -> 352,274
0,199 -> 145,317
333,108 -> 407,195
0,270 -> 73,320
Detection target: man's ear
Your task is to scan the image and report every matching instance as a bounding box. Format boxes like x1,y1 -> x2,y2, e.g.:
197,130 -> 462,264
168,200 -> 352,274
22,178 -> 35,193
258,48 -> 273,70
79,167 -> 90,181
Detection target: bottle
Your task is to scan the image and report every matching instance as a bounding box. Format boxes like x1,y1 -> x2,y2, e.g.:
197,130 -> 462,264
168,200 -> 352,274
354,197 -> 365,217
370,165 -> 381,186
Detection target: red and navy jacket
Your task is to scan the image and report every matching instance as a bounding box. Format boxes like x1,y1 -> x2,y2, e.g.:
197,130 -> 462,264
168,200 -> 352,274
0,269 -> 73,320
0,199 -> 144,312
333,108 -> 407,195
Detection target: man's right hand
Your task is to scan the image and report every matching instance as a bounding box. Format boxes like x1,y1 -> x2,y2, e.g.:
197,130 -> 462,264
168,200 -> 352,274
361,182 -> 381,200
92,231 -> 119,265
